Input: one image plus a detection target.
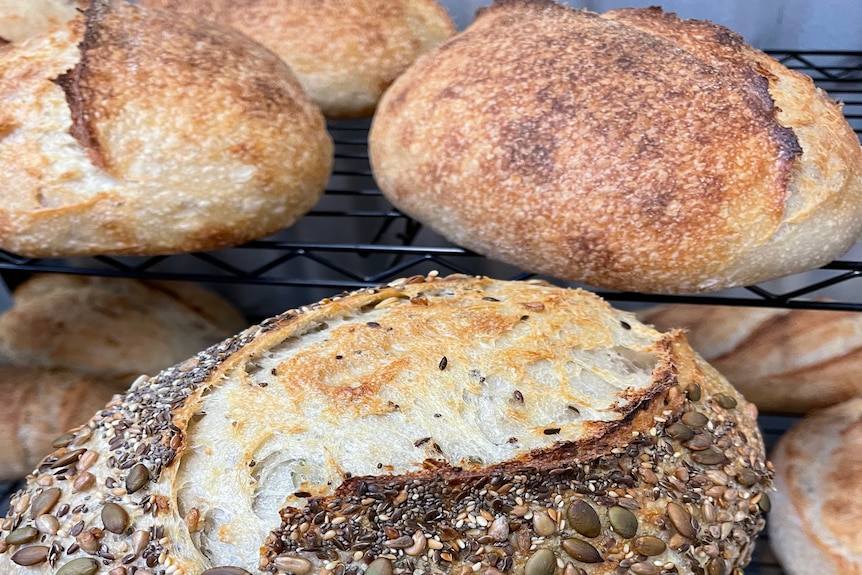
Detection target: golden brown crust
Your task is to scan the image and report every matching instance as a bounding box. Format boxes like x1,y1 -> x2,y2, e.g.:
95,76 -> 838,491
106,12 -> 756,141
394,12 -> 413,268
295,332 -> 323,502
0,0 -> 333,257
369,1 -> 862,294
139,0 -> 456,119
770,397 -> 862,574
638,303 -> 862,413
0,275 -> 770,575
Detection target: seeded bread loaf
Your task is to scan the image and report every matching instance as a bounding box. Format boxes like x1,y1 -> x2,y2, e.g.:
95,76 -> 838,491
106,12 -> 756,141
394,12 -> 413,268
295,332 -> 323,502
637,303 -> 862,413
0,364 -> 123,481
138,0 -> 456,119
769,396 -> 862,575
0,274 -> 248,382
369,1 -> 862,294
0,0 -> 333,258
0,275 -> 771,575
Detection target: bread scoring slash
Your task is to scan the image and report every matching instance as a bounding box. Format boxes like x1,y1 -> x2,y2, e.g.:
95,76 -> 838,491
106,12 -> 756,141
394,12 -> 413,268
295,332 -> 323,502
0,275 -> 771,575
370,0 -> 862,294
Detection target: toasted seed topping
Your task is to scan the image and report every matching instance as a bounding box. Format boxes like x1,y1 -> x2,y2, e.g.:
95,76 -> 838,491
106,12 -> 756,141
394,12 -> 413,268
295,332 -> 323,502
567,500 -> 601,538
681,411 -> 708,428
561,538 -> 603,563
6,526 -> 38,546
30,487 -> 61,518
666,422 -> 694,442
667,502 -> 697,540
201,568 -> 252,575
56,557 -> 100,575
687,383 -> 702,402
632,535 -> 666,556
10,545 -> 49,566
125,463 -> 149,494
608,506 -> 638,538
102,502 -> 129,534
713,394 -> 737,409
366,557 -> 393,575
526,548 -> 558,575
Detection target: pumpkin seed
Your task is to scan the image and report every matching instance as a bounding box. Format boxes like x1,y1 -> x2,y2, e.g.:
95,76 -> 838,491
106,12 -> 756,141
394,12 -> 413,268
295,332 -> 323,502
665,422 -> 694,442
687,383 -> 702,402
692,449 -> 728,466
525,548 -> 558,575
706,557 -> 727,575
632,535 -> 666,556
561,539 -> 603,564
5,526 -> 38,545
681,412 -> 708,428
10,545 -> 49,566
608,506 -> 638,538
56,557 -> 100,575
714,394 -> 737,409
567,500 -> 601,538
630,562 -> 660,575
102,502 -> 129,534
666,502 -> 697,540
52,434 -> 75,449
125,463 -> 149,494
366,557 -> 393,575
758,492 -> 772,513
30,487 -> 61,518
273,555 -> 312,574
736,468 -> 758,487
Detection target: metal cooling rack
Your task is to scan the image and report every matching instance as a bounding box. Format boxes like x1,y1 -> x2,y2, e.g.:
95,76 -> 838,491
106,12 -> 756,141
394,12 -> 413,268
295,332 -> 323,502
1,51 -> 860,575
0,50 -> 860,313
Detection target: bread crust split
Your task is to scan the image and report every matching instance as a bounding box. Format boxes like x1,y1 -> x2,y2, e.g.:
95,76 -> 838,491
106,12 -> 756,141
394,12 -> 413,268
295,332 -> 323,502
369,0 -> 862,294
0,275 -> 770,575
138,0 -> 457,119
0,0 -> 333,258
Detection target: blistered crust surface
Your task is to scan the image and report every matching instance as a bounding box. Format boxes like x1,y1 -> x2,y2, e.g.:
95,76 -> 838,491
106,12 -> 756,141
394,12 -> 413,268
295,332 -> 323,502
0,276 -> 771,575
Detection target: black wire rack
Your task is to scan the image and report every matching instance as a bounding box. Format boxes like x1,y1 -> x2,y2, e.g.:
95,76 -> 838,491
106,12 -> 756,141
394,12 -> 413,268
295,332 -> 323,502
0,51 -> 860,315
1,51 -> 860,575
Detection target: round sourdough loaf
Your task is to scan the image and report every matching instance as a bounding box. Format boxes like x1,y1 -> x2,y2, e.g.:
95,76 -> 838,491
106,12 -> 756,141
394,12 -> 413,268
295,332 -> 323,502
0,0 -> 333,258
369,1 -> 862,294
0,274 -> 248,382
0,275 -> 771,575
138,0 -> 456,119
769,397 -> 862,575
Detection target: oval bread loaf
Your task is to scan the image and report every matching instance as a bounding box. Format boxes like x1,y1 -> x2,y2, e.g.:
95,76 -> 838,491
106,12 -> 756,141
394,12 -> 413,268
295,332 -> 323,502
0,0 -> 333,258
769,397 -> 862,575
369,1 -> 862,294
138,0 -> 456,119
0,274 -> 248,381
0,275 -> 771,575
637,303 -> 862,414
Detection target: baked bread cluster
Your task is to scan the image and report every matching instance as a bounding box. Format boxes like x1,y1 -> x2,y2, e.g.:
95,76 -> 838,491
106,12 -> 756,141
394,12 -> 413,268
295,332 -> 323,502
0,0 -> 333,258
0,273 -> 247,480
0,275 -> 771,575
138,0 -> 456,119
370,0 -> 862,294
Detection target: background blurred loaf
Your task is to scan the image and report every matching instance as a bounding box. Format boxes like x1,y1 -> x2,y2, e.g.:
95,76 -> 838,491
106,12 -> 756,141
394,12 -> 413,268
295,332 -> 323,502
0,274 -> 247,381
139,0 -> 456,119
637,303 -> 862,413
0,0 -> 333,258
769,396 -> 862,575
370,1 -> 862,294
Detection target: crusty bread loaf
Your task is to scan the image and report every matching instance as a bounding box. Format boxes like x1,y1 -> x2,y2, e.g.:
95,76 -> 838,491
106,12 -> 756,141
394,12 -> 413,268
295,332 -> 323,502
0,274 -> 247,381
138,0 -> 456,119
0,275 -> 771,575
0,0 -> 333,258
769,397 -> 862,575
370,1 -> 862,294
0,364 -> 123,481
637,303 -> 862,413
0,0 -> 82,42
